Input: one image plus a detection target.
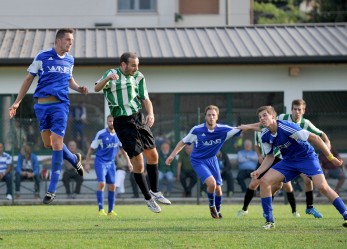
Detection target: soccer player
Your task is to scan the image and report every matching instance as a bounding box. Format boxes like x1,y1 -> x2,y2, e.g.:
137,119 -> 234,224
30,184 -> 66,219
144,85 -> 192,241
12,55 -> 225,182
244,106 -> 347,229
85,115 -> 131,217
238,99 -> 327,218
94,52 -> 170,213
277,99 -> 330,218
8,28 -> 88,204
166,105 -> 241,219
237,131 -> 300,217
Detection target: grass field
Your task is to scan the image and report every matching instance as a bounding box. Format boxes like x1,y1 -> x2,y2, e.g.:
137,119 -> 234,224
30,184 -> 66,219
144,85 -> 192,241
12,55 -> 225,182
0,204 -> 346,249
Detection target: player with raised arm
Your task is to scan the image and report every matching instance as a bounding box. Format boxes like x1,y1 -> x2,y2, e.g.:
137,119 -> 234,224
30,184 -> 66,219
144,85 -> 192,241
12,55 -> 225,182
278,99 -> 329,218
243,106 -> 347,229
94,52 -> 170,213
237,131 -> 300,217
8,28 -> 88,204
166,105 -> 241,219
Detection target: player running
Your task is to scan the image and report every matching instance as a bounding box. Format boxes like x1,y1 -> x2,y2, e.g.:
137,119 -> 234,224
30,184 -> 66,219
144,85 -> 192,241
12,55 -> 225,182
166,105 -> 241,219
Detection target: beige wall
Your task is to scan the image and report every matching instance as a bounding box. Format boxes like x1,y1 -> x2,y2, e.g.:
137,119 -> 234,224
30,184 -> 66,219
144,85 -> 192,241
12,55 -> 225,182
1,64 -> 346,111
0,0 -> 250,29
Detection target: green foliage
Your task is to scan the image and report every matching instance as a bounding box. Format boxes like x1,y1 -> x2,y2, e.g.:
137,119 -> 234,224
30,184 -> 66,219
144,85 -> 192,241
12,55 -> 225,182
0,204 -> 346,249
254,1 -> 309,24
314,0 -> 347,22
253,0 -> 347,24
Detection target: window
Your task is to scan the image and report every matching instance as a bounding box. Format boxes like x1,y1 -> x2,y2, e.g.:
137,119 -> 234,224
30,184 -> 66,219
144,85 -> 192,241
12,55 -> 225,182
179,0 -> 219,14
118,0 -> 156,12
303,91 -> 347,152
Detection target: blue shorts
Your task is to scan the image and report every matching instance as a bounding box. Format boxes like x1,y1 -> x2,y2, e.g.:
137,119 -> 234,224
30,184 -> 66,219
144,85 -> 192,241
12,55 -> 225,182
34,102 -> 69,137
272,156 -> 323,183
190,156 -> 222,186
94,158 -> 116,184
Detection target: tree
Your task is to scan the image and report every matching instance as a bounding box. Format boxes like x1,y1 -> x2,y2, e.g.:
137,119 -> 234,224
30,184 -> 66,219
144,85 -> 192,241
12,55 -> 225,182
253,0 -> 309,24
253,0 -> 347,24
312,0 -> 347,22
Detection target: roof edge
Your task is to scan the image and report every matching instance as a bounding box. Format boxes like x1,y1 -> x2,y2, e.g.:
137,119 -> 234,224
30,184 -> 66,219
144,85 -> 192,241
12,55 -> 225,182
0,56 -> 346,67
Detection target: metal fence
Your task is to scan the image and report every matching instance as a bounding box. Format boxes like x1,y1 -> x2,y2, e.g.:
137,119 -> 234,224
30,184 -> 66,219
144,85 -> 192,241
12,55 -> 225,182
2,109 -> 346,157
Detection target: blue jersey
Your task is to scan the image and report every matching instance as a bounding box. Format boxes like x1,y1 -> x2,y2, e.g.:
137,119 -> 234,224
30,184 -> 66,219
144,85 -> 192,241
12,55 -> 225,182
182,123 -> 241,159
261,120 -> 316,161
90,128 -> 122,163
28,48 -> 74,103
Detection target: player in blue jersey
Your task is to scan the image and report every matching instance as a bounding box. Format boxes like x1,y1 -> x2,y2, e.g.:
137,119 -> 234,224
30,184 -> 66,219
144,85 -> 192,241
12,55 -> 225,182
166,105 -> 241,219
278,99 -> 331,218
85,115 -> 132,217
8,28 -> 88,204
244,106 -> 347,229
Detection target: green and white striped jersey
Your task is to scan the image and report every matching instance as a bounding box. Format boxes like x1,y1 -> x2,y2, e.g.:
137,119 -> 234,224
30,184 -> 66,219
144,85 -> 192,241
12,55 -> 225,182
277,114 -> 323,136
97,68 -> 150,117
255,131 -> 281,158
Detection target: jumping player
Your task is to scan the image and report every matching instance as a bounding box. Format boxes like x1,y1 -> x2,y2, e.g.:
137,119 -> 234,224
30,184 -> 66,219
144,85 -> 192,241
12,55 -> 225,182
8,28 -> 88,204
94,52 -> 170,213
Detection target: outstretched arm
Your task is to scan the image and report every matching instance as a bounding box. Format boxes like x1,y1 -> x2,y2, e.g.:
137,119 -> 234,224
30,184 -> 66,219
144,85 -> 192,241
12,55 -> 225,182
251,154 -> 274,179
320,132 -> 331,150
69,77 -> 88,94
238,122 -> 261,132
308,133 -> 342,167
165,140 -> 186,166
8,73 -> 35,118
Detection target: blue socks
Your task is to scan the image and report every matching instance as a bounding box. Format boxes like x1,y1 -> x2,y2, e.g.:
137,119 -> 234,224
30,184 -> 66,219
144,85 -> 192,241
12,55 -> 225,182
261,197 -> 274,223
97,190 -> 115,213
108,191 -> 115,213
207,192 -> 215,207
332,197 -> 347,220
97,190 -> 104,211
62,143 -> 77,166
207,190 -> 222,213
48,150 -> 63,193
215,195 -> 222,213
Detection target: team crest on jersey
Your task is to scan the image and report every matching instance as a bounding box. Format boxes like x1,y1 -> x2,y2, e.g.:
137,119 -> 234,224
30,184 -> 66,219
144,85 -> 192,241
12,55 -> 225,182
106,142 -> 119,148
277,141 -> 291,150
47,65 -> 72,74
202,139 -> 222,146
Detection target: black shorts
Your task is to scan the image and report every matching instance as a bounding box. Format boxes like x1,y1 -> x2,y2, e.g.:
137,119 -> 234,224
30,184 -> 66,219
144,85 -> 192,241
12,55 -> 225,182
113,112 -> 156,158
257,156 -> 282,179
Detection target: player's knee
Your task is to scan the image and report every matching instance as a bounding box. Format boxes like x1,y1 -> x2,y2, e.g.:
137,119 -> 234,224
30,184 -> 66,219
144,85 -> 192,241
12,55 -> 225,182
249,179 -> 260,190
282,183 -> 292,192
316,183 -> 330,194
109,184 -> 116,192
98,182 -> 106,190
259,177 -> 273,190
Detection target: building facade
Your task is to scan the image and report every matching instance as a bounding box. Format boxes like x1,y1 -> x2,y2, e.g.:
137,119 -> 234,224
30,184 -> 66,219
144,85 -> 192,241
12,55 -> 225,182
0,0 -> 251,29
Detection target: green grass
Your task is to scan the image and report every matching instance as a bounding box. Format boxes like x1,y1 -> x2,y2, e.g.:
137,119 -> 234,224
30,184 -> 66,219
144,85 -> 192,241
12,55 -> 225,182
0,204 -> 346,249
